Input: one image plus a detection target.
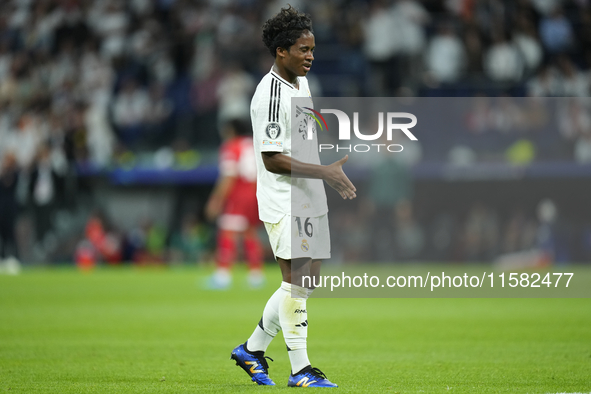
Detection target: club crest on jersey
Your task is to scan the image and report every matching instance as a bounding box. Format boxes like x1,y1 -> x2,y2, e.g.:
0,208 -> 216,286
266,122 -> 281,139
301,239 -> 309,252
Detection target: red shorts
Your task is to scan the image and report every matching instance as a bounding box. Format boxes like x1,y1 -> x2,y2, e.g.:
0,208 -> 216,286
219,193 -> 260,231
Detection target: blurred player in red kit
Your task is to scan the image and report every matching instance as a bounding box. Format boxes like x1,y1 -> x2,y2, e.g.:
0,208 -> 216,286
205,119 -> 265,289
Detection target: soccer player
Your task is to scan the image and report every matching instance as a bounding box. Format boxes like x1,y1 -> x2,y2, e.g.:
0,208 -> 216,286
205,119 -> 264,289
230,6 -> 356,388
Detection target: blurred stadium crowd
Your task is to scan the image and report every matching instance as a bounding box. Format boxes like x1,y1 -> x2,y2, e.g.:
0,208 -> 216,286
1,0 -> 591,266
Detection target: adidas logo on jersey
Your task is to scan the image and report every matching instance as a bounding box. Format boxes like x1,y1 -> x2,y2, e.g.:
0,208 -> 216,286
296,320 -> 308,328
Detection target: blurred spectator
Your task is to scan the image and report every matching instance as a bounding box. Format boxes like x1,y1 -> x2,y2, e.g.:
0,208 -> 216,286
489,96 -> 527,133
463,24 -> 484,77
144,221 -> 167,262
367,135 -> 416,261
64,103 -> 91,166
0,153 -> 20,261
461,202 -> 499,262
144,82 -> 173,146
89,0 -> 129,60
216,64 -> 255,126
130,0 -> 155,18
79,37 -> 114,101
527,63 -> 562,96
13,112 -> 42,169
85,96 -> 116,168
428,213 -> 458,260
530,0 -> 563,16
29,143 -> 61,244
513,17 -> 543,76
536,199 -> 561,261
495,199 -> 563,269
332,3 -> 367,96
121,218 -> 167,264
393,200 -> 425,260
484,30 -> 524,82
336,208 -> 372,262
111,78 -> 150,148
501,209 -> 538,254
557,98 -> 591,140
466,95 -> 493,133
557,56 -> 590,97
368,147 -> 414,211
363,0 -> 401,95
576,10 -> 591,55
393,0 -> 430,89
50,40 -> 78,95
169,214 -> 213,263
0,40 -> 12,81
574,128 -> 591,163
538,6 -> 574,54
425,23 -> 466,84
81,210 -> 122,265
215,5 -> 257,62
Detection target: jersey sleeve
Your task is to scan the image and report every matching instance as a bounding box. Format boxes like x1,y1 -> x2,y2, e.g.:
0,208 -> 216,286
253,78 -> 288,153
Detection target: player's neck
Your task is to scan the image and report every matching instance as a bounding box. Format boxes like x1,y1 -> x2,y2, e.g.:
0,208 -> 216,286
272,63 -> 299,89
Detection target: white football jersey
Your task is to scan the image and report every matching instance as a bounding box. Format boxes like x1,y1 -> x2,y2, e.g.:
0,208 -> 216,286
251,69 -> 328,223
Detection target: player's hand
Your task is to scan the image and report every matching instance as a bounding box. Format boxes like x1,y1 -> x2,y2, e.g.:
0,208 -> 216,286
205,197 -> 222,222
324,155 -> 357,200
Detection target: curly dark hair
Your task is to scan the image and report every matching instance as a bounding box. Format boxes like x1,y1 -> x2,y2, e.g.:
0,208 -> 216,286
227,118 -> 251,136
262,5 -> 313,58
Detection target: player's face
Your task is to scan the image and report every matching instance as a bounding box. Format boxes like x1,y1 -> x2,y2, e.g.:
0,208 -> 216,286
281,31 -> 315,79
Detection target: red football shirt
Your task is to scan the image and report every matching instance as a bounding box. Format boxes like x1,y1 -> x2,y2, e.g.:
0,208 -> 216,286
219,136 -> 259,226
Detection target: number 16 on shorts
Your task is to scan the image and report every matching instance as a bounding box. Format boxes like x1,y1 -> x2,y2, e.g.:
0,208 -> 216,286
291,215 -> 331,259
295,217 -> 314,238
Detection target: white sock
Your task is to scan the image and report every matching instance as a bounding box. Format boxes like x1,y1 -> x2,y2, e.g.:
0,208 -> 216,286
280,282 -> 311,374
213,268 -> 231,287
288,349 -> 310,375
246,284 -> 285,352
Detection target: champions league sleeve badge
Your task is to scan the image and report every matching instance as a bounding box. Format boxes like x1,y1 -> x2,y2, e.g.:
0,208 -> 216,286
265,123 -> 281,140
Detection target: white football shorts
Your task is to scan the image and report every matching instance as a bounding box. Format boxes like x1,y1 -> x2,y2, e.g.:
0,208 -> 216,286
264,214 -> 331,260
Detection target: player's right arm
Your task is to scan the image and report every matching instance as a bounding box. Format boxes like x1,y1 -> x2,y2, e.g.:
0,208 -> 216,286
205,140 -> 239,221
262,152 -> 356,200
252,76 -> 356,200
204,174 -> 236,221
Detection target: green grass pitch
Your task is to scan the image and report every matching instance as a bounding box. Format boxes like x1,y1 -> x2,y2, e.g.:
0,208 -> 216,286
1,265 -> 590,393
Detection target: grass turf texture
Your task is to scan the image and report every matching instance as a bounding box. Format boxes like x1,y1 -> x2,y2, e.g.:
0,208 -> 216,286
1,265 -> 590,393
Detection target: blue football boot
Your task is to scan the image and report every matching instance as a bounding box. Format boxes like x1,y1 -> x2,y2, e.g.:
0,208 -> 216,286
288,366 -> 338,387
230,343 -> 275,385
